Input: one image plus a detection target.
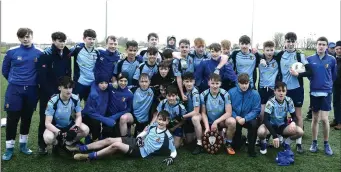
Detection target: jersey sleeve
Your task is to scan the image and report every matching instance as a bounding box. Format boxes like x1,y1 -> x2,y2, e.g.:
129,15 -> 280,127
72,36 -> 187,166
133,65 -> 141,80
166,131 -> 176,152
192,92 -> 200,107
156,101 -> 163,113
179,104 -> 187,116
74,98 -> 82,113
224,92 -> 231,105
287,98 -> 295,113
45,100 -> 56,116
300,53 -> 308,65
200,93 -> 205,106
264,101 -> 274,114
172,59 -> 181,77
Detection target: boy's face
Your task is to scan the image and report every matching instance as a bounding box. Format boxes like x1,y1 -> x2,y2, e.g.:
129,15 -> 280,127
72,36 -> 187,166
126,46 -> 138,58
285,39 -> 296,52
179,43 -> 190,57
53,39 -> 66,50
139,77 -> 150,90
239,42 -> 250,53
209,49 -> 221,59
148,53 -> 157,64
118,78 -> 128,89
18,33 -> 33,47
238,82 -> 249,92
98,82 -> 108,91
195,45 -> 205,55
107,39 -> 118,51
264,47 -> 275,59
157,115 -> 169,129
316,41 -> 328,54
166,93 -> 177,105
222,47 -> 230,55
159,67 -> 169,77
274,86 -> 287,102
328,47 -> 335,54
83,36 -> 96,48
183,79 -> 194,91
335,46 -> 341,56
209,79 -> 221,94
148,36 -> 158,47
168,38 -> 175,46
160,85 -> 166,97
59,85 -> 73,98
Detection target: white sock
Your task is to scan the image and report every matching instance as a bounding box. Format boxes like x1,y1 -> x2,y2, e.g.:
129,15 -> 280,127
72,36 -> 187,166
296,137 -> 302,144
197,139 -> 202,146
6,140 -> 15,149
19,134 -> 28,143
285,138 -> 293,145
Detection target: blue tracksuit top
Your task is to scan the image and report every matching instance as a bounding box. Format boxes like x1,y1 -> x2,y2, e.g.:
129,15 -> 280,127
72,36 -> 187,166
107,84 -> 133,125
2,44 -> 43,85
307,53 -> 337,93
228,85 -> 261,122
95,47 -> 121,80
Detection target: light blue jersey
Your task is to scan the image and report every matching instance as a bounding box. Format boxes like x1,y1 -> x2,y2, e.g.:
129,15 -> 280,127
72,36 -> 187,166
200,88 -> 231,124
280,51 -> 307,90
114,58 -> 141,85
76,48 -> 98,86
230,51 -> 257,88
133,62 -> 158,81
172,56 -> 195,77
184,87 -> 200,112
259,58 -> 278,89
133,87 -> 154,123
157,99 -> 187,120
45,94 -> 81,128
264,96 -> 295,126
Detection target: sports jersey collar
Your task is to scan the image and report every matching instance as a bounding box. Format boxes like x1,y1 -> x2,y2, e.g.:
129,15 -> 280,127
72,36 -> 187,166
20,44 -> 34,49
58,94 -> 71,106
146,61 -> 157,67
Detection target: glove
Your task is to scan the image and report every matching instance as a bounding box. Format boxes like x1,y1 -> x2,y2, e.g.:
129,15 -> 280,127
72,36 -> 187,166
214,68 -> 220,75
162,157 -> 174,166
72,126 -> 80,132
56,131 -> 64,142
260,59 -> 267,67
136,137 -> 144,147
65,129 -> 77,141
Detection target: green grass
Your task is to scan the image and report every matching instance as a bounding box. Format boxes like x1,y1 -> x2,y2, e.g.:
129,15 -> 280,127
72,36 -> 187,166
1,51 -> 341,172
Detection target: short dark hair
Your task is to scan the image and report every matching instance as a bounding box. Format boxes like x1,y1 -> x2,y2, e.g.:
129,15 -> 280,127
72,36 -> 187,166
58,76 -> 75,88
285,32 -> 297,41
158,110 -> 170,121
147,46 -> 158,55
163,49 -> 174,59
158,61 -> 170,69
166,85 -> 178,96
148,32 -> 158,40
209,43 -> 221,52
126,40 -> 138,49
17,28 -> 33,38
275,81 -> 287,90
106,35 -> 117,43
239,35 -> 251,44
316,36 -> 328,44
209,73 -> 221,82
238,73 -> 249,84
179,39 -> 190,46
182,72 -> 194,81
51,32 -> 66,42
139,73 -> 150,81
83,29 -> 97,38
263,41 -> 275,49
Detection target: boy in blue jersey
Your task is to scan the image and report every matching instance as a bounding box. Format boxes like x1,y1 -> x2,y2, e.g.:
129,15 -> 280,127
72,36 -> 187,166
196,43 -> 237,92
138,32 -> 164,63
114,40 -> 142,86
229,73 -> 260,157
257,82 -> 304,155
71,29 -> 100,101
95,35 -> 121,83
258,41 -> 278,122
153,85 -> 187,148
229,35 -> 261,89
132,73 -> 155,136
190,38 -> 211,69
43,77 -> 89,152
37,31 -> 72,155
180,73 -> 202,147
82,74 -> 110,142
133,47 -> 158,86
306,37 -> 337,156
198,73 -> 236,155
2,28 -> 44,160
104,72 -> 134,138
275,32 -> 312,153
68,110 -> 177,166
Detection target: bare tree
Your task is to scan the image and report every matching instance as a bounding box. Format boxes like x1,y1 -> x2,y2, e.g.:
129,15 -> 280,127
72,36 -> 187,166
273,32 -> 285,50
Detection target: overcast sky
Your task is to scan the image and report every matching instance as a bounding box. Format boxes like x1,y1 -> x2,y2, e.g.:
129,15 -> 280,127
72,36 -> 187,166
1,0 -> 340,46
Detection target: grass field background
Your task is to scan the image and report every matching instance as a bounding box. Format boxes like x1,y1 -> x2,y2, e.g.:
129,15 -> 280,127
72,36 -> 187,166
0,50 -> 340,172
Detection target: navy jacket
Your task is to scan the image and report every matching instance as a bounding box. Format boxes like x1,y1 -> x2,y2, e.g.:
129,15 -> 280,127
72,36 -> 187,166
95,48 -> 121,81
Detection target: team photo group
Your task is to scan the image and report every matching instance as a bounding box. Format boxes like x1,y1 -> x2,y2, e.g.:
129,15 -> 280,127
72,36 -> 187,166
2,27 -> 340,166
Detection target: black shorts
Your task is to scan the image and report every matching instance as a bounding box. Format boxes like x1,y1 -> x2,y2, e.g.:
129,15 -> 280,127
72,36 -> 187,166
56,122 -> 75,132
310,94 -> 332,112
271,124 -> 287,136
122,137 -> 141,157
259,87 -> 274,104
287,87 -> 304,107
135,121 -> 149,135
184,118 -> 195,134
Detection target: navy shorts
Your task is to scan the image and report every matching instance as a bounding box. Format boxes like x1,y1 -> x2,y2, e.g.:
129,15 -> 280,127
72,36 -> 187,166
271,124 -> 287,136
310,94 -> 332,112
73,82 -> 91,101
172,127 -> 183,137
287,87 -> 304,107
122,137 -> 141,157
184,118 -> 195,134
4,84 -> 38,111
259,87 -> 274,104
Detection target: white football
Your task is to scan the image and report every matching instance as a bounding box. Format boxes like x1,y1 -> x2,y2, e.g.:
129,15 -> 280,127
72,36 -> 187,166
291,62 -> 306,73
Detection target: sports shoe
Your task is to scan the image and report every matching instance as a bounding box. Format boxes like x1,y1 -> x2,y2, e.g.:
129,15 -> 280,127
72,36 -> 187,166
329,120 -> 337,127
305,110 -> 312,121
334,124 -> 341,130
20,143 -> 33,155
38,147 -> 48,155
260,142 -> 267,155
324,144 -> 333,156
225,143 -> 235,155
309,142 -> 318,153
66,145 -> 80,152
192,145 -> 204,155
74,153 -> 89,161
2,148 -> 14,161
255,139 -> 260,146
296,144 -> 304,154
